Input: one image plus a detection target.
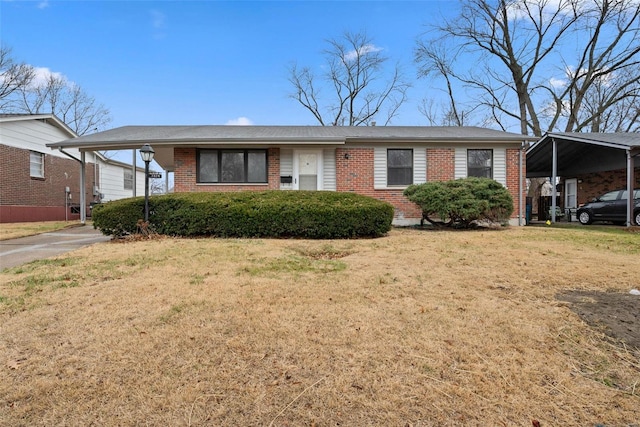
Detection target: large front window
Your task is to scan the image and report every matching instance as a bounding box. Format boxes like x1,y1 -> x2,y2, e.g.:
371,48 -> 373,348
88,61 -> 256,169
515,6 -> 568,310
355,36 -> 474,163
467,149 -> 493,178
387,149 -> 413,186
197,149 -> 267,183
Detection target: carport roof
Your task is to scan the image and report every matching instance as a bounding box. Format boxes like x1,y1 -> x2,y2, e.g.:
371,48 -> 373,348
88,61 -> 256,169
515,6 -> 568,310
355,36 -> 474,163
526,132 -> 640,178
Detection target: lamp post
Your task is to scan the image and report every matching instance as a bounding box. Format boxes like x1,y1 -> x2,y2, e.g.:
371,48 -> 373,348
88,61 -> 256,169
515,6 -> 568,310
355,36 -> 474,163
140,144 -> 155,222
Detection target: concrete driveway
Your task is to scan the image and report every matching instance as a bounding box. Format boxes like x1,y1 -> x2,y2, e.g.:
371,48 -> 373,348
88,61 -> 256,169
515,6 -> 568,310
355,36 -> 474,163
0,225 -> 111,270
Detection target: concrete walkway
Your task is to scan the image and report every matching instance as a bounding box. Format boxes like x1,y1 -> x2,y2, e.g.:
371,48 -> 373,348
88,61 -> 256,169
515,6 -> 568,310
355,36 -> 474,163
0,225 -> 111,270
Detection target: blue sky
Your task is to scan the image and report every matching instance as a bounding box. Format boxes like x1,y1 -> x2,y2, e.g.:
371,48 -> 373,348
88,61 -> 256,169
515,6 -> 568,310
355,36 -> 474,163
1,0 -> 453,129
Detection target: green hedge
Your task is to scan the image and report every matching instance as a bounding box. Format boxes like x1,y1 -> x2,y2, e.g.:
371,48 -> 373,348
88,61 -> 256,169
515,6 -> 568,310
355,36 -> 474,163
92,191 -> 394,239
403,177 -> 514,228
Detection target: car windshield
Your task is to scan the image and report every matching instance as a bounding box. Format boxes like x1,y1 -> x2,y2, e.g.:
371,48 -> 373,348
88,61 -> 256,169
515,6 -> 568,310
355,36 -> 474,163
598,191 -> 620,202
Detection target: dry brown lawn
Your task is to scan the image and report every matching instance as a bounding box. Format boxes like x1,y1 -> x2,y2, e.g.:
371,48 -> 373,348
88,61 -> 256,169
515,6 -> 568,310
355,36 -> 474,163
0,221 -> 82,241
1,226 -> 639,426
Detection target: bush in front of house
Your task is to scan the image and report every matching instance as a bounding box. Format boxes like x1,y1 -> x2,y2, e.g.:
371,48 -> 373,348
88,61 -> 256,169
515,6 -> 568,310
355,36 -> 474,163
403,177 -> 514,228
92,191 -> 394,238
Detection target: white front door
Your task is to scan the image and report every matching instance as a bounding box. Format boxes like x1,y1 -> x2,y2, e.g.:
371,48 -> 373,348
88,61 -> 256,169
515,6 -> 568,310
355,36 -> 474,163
293,150 -> 323,190
565,178 -> 577,209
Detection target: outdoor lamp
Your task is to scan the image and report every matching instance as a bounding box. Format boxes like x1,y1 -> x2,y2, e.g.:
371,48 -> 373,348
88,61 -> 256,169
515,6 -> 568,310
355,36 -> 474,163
140,144 -> 155,163
140,144 -> 155,222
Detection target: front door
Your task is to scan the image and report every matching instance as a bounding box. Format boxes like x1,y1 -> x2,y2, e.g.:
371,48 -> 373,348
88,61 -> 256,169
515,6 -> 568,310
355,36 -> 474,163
565,179 -> 577,209
293,150 -> 323,190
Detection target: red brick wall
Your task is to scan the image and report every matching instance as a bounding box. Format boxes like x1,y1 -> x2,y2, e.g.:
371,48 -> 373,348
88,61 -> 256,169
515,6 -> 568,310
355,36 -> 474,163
506,148 -> 524,219
336,147 -> 422,219
0,144 -> 98,223
574,167 -> 640,205
174,147 -> 280,192
427,148 -> 455,181
172,145 -> 525,222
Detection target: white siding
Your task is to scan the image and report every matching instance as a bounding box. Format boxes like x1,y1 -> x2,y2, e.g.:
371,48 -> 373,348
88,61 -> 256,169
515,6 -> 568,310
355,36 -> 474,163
413,148 -> 427,184
493,148 -> 507,186
323,148 -> 336,191
373,147 -> 387,189
0,119 -> 78,159
454,148 -> 467,179
97,160 -> 146,202
280,149 -> 293,190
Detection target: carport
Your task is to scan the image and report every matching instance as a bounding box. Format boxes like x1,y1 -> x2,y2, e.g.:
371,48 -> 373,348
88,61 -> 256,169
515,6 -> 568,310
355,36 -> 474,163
526,132 -> 640,226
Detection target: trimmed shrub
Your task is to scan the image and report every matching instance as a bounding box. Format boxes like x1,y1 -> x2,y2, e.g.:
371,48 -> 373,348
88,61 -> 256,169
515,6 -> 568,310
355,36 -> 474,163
404,177 -> 514,228
92,191 -> 394,239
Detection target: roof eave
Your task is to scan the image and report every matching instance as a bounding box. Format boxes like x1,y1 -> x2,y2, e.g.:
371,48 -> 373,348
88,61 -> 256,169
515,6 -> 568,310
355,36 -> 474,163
2,113 -> 78,139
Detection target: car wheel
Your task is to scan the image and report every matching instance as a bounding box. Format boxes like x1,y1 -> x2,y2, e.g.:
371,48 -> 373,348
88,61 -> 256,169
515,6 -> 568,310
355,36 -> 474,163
578,210 -> 592,225
635,210 -> 640,226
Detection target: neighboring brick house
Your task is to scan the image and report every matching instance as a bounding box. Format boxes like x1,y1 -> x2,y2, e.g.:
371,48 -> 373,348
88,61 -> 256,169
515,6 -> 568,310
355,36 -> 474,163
0,114 -> 147,223
527,132 -> 640,224
48,126 -> 535,225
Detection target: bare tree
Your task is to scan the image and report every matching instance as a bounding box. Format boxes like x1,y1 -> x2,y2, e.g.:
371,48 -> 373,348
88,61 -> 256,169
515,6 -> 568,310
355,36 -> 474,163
0,46 -> 111,135
0,46 -> 35,110
289,31 -> 410,126
415,41 -> 467,126
14,73 -> 111,135
416,0 -> 640,205
415,0 -> 640,136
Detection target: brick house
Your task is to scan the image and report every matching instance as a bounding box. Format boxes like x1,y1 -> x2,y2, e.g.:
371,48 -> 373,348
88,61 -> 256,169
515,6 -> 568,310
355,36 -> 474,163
0,114 -> 148,223
527,132 -> 640,225
48,126 -> 536,225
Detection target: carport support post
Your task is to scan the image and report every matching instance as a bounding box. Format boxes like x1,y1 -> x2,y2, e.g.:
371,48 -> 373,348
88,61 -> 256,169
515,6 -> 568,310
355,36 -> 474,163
132,149 -> 137,197
80,151 -> 86,224
551,138 -> 558,223
627,150 -> 633,226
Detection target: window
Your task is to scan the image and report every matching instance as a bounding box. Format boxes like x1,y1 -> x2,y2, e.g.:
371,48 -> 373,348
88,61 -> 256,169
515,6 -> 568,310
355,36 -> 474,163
467,149 -> 493,178
599,190 -> 620,202
30,151 -> 44,178
197,149 -> 268,183
124,169 -> 133,190
387,149 -> 413,186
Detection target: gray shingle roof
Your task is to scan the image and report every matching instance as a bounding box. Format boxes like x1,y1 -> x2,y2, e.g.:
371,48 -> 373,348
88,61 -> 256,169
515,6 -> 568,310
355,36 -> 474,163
47,125 -> 534,150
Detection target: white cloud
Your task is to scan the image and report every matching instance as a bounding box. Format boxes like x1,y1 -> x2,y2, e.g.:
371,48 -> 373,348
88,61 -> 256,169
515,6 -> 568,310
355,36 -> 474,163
150,10 -> 166,29
549,77 -> 567,88
343,44 -> 383,62
149,9 -> 167,39
30,67 -> 66,88
225,117 -> 254,126
37,0 -> 49,9
506,0 -> 577,21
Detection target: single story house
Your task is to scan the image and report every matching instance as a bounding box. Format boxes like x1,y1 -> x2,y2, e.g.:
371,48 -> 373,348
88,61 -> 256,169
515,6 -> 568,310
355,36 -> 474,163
0,114 -> 148,223
526,132 -> 640,225
47,125 -> 537,225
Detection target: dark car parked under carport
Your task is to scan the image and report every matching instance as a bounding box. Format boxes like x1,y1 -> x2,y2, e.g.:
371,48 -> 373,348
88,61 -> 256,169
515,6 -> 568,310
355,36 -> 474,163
577,189 -> 640,225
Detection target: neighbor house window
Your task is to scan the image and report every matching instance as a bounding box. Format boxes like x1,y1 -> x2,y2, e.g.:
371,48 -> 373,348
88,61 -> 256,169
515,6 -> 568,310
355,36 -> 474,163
124,169 -> 133,190
30,151 -> 44,178
387,149 -> 413,186
467,149 -> 493,178
197,149 -> 268,183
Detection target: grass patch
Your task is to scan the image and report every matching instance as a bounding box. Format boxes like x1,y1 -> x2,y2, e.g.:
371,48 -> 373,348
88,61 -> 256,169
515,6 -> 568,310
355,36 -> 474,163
0,227 -> 638,426
0,221 -> 82,241
242,254 -> 347,276
288,243 -> 354,259
5,257 -> 78,274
